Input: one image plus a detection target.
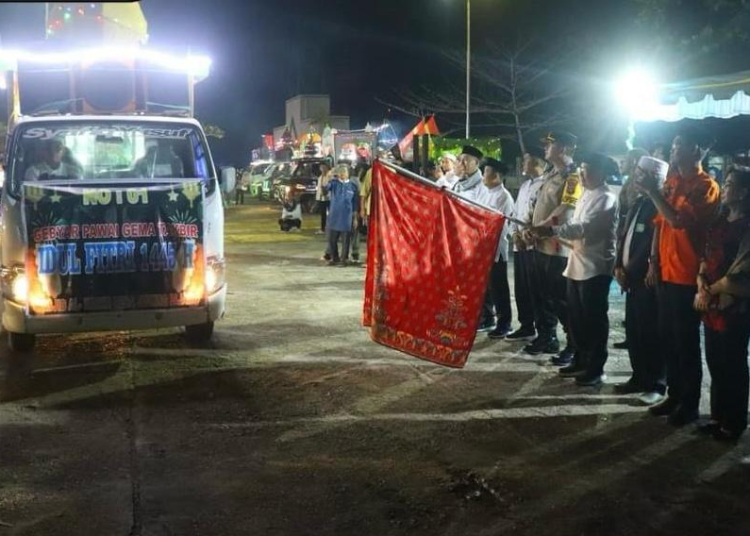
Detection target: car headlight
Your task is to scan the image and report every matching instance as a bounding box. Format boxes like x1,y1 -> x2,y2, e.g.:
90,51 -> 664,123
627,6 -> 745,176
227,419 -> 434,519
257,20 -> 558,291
205,257 -> 226,295
295,184 -> 306,190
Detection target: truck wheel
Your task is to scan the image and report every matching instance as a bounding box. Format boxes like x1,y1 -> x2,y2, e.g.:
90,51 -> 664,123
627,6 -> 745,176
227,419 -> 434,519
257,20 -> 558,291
8,332 -> 36,353
185,322 -> 214,344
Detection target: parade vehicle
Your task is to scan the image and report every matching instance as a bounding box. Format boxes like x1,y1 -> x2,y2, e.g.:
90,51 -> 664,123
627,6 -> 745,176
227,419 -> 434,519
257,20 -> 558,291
0,48 -> 235,352
240,160 -> 272,195
257,161 -> 293,200
272,156 -> 329,212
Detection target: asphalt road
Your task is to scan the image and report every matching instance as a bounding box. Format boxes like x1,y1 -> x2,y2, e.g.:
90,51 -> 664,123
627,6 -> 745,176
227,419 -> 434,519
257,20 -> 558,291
1,201 -> 749,536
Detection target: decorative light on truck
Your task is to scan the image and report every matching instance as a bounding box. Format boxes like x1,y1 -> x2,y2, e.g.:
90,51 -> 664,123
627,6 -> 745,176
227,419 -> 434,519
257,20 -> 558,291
0,48 -> 212,80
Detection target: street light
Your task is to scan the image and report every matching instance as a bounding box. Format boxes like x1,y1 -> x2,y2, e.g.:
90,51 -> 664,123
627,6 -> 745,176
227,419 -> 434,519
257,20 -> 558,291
614,68 -> 660,121
613,67 -> 660,148
465,0 -> 471,139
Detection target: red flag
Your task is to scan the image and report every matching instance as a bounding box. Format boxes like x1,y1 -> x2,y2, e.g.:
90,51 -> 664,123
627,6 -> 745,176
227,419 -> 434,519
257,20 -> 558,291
363,161 -> 506,368
421,116 -> 440,136
397,116 -> 440,161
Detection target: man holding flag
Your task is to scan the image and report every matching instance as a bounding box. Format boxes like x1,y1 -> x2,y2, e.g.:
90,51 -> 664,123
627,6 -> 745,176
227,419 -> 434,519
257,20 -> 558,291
475,158 -> 516,337
452,146 -> 484,201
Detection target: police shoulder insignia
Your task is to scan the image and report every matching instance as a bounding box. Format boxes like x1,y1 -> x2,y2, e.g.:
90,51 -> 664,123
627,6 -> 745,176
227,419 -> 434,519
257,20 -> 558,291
565,173 -> 581,195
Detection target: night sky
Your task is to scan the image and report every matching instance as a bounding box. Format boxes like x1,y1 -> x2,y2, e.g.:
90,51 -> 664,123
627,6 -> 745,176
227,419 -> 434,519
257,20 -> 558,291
0,0 -> 745,163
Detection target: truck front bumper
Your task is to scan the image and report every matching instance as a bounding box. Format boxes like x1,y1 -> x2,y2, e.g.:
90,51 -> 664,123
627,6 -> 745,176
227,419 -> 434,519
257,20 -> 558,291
2,286 -> 226,335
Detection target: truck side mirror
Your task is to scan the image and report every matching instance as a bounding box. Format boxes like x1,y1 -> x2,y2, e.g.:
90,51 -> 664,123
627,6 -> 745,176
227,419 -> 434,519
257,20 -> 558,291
219,166 -> 236,194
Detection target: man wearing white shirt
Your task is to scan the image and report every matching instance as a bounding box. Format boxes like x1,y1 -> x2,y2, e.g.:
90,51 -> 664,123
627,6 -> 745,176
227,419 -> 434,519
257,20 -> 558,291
533,153 -> 619,386
436,153 -> 459,189
507,147 -> 547,342
475,157 -> 516,336
452,145 -> 484,201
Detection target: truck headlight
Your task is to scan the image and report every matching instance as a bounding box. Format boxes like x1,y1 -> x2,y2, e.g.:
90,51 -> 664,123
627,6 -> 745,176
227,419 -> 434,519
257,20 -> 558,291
2,267 -> 28,304
205,257 -> 226,295
11,273 -> 29,303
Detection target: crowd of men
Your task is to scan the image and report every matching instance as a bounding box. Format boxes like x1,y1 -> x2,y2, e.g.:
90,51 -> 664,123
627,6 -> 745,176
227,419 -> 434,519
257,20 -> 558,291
436,129 -> 750,442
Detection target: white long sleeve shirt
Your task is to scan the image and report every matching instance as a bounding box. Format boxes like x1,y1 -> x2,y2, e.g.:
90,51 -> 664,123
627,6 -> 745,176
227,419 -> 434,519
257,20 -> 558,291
452,169 -> 483,202
553,184 -> 618,281
511,175 -> 545,251
436,171 -> 459,189
474,182 -> 515,262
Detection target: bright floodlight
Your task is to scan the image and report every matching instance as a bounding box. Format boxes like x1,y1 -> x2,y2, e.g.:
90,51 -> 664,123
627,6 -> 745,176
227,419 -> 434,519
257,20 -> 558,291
0,48 -> 212,81
614,69 -> 660,120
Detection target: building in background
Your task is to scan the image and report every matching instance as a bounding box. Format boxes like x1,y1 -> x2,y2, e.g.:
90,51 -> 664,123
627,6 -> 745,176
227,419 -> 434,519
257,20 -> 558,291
273,95 -> 349,152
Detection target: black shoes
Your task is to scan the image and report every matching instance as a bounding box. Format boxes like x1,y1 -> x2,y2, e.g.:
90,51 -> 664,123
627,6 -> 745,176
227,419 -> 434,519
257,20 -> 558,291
697,422 -> 721,436
488,325 -> 513,340
576,373 -> 606,387
668,408 -> 699,427
524,337 -> 560,356
613,340 -> 629,350
614,379 -> 643,394
712,428 -> 743,442
697,421 -> 743,441
648,397 -> 678,417
549,345 -> 575,366
506,327 -> 536,342
559,362 -> 586,378
477,320 -> 497,333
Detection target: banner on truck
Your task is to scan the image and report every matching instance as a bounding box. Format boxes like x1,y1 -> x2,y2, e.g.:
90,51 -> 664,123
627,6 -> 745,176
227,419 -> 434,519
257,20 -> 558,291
22,181 -> 205,315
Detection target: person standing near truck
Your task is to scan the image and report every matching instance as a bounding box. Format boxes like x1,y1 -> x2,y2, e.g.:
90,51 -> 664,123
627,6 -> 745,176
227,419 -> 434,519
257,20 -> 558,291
326,164 -> 359,266
315,162 -> 332,235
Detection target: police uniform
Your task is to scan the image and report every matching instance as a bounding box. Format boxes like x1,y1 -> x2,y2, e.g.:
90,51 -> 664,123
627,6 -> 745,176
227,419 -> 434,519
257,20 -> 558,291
528,155 -> 582,352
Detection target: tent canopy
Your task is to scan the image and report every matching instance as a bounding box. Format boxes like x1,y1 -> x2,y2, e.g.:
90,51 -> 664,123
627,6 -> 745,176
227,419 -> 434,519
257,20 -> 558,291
636,70 -> 750,122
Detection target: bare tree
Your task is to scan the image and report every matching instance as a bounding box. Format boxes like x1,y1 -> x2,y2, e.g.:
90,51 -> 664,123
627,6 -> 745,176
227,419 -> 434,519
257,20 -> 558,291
379,39 -> 574,153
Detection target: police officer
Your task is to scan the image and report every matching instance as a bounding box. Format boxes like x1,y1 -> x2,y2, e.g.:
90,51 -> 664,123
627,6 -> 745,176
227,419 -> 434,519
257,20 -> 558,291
524,131 -> 582,364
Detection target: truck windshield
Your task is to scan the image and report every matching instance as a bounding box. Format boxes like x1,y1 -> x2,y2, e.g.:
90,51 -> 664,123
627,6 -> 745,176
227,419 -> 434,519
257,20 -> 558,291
11,121 -> 213,186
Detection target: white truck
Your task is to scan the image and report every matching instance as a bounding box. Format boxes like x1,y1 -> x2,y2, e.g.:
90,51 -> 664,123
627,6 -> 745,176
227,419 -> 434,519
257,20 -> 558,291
0,49 -> 234,352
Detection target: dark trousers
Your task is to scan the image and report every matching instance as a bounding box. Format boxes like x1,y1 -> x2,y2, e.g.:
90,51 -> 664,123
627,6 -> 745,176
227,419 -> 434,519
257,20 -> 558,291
657,282 -> 702,413
279,218 -> 301,232
513,250 -> 535,330
531,251 -> 569,342
567,276 -> 612,375
482,260 -> 512,328
350,221 -> 361,260
328,230 -> 350,262
705,322 -> 750,434
625,284 -> 666,393
319,200 -> 329,231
